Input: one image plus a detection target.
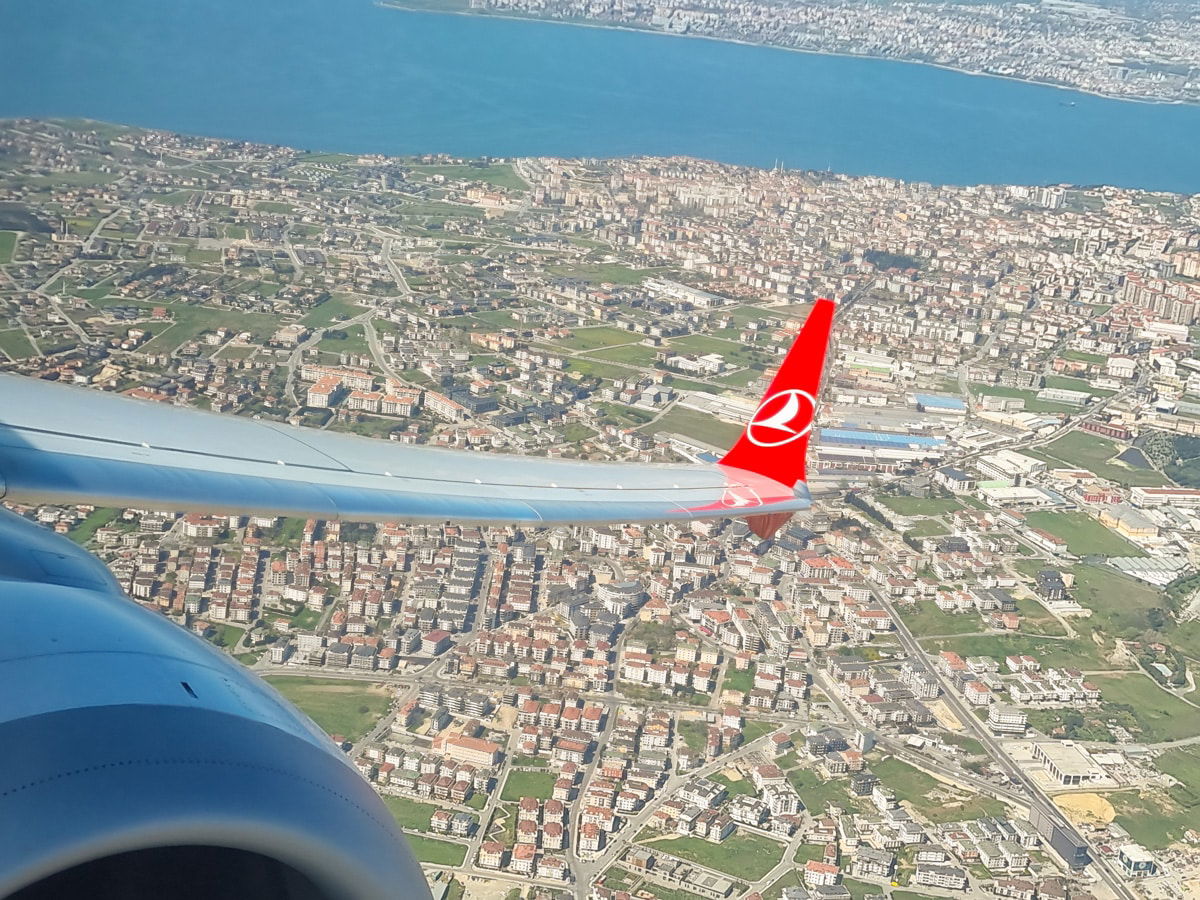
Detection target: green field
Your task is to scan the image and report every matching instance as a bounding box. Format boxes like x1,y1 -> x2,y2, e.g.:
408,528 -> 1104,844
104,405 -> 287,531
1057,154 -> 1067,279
721,665 -> 755,695
255,200 -> 296,214
1157,746 -> 1200,796
1044,374 -> 1115,397
677,719 -> 708,754
382,795 -> 439,831
905,520 -> 950,539
301,294 -> 365,327
262,676 -> 391,741
714,367 -> 764,388
1061,349 -> 1106,365
0,329 -> 36,359
764,870 -> 804,900
874,758 -> 1006,823
409,163 -> 528,191
787,766 -> 851,813
669,334 -> 774,370
319,323 -> 370,357
1109,789 -> 1194,849
1064,565 -> 1163,638
128,300 -> 285,355
1086,673 -> 1200,742
499,769 -> 556,801
1013,597 -> 1067,637
969,382 -> 1077,414
548,263 -> 661,284
710,773 -> 756,796
587,343 -> 661,366
743,720 -> 776,744
0,230 -> 16,263
68,507 -> 120,544
877,495 -> 963,516
639,407 -> 744,449
640,833 -> 784,881
552,326 -> 637,352
566,356 -> 638,381
919,633 -> 1117,671
1023,511 -> 1144,557
898,603 -> 981,637
403,835 -> 467,866
1027,431 -> 1167,486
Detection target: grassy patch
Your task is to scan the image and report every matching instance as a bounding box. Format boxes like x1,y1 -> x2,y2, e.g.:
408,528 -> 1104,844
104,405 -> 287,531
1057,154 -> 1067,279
905,520 -> 950,538
1045,374 -> 1114,397
1064,565 -> 1163,639
131,301 -> 285,355
510,755 -> 548,768
877,495 -> 963,516
499,769 -> 556,801
969,382 -> 1077,414
211,624 -> 246,650
300,294 -> 364,327
67,507 -> 119,544
255,200 -> 296,214
382,795 -> 438,831
0,329 -> 36,359
185,248 -> 222,266
403,835 -> 466,866
764,870 -> 804,900
1029,431 -> 1167,486
640,833 -> 784,881
319,323 -> 370,357
1109,789 -> 1194,849
639,407 -> 743,449
1013,597 -> 1067,637
875,758 -> 1006,822
566,356 -> 638,381
587,343 -> 661,366
711,773 -> 756,796
552,325 -> 637,352
744,720 -> 776,744
919,633 -> 1117,670
548,263 -> 661,285
787,767 -> 851,813
898,603 -> 981,637
409,163 -> 528,191
721,665 -> 755,695
1023,511 -> 1144,557
677,719 -> 708,754
464,792 -> 488,810
0,230 -> 16,263
1087,673 -> 1200,742
262,676 -> 390,742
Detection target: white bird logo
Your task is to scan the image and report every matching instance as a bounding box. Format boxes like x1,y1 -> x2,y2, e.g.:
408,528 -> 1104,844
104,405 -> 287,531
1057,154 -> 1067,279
720,486 -> 764,508
745,389 -> 816,448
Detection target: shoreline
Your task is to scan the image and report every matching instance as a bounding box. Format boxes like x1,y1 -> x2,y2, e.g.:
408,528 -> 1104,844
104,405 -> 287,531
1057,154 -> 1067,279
376,0 -> 1187,109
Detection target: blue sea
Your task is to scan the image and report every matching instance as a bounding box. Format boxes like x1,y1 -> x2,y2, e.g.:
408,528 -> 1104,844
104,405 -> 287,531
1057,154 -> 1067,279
3,0 -> 1200,191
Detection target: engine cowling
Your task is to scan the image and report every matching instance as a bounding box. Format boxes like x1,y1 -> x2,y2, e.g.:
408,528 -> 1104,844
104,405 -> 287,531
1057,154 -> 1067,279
0,579 -> 430,900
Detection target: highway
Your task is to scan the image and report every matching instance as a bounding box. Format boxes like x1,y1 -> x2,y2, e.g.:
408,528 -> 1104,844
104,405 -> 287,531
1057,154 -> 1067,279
868,582 -> 1137,900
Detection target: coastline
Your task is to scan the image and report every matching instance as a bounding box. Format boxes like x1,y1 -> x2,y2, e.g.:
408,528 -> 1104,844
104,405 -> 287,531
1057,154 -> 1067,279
376,0 -> 1186,108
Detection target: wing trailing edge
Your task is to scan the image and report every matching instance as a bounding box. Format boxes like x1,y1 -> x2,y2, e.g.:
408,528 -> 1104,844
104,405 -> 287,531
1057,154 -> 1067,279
0,300 -> 835,535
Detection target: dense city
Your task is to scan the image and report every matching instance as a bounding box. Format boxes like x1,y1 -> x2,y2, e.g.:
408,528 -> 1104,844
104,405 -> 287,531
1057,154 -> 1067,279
391,0 -> 1200,104
4,118 -> 1200,900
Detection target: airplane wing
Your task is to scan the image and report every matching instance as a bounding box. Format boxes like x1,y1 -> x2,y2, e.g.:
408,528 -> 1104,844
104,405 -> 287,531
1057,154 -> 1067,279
0,298 -> 835,530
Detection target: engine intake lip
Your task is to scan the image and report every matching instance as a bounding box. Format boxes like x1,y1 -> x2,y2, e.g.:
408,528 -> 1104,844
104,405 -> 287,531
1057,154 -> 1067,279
0,704 -> 429,900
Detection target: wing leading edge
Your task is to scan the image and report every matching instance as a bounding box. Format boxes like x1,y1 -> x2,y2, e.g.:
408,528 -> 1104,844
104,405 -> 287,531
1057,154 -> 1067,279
0,299 -> 835,531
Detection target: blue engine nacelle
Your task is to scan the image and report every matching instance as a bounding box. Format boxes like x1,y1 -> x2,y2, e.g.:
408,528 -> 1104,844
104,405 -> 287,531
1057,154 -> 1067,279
0,510 -> 430,900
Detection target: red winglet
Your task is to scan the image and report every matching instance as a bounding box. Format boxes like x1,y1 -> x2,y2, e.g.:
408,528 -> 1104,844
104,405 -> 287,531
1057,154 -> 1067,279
720,297 -> 836,488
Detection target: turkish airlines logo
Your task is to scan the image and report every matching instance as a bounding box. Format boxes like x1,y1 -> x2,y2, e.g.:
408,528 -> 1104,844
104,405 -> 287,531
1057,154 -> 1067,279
720,486 -> 764,509
745,389 -> 816,448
